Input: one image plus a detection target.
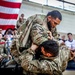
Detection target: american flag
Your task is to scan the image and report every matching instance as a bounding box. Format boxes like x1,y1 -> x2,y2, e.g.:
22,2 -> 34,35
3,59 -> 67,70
0,0 -> 22,34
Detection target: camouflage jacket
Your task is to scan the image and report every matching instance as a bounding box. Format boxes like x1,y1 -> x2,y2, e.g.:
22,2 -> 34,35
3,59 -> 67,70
0,39 -> 7,58
20,45 -> 70,75
10,14 -> 58,58
22,14 -> 58,48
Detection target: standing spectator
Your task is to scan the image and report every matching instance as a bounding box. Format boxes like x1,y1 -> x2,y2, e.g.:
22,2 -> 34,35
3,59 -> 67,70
20,14 -> 26,21
16,13 -> 26,29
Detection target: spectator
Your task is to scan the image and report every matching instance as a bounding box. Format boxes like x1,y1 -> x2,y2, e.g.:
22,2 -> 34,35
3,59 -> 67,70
59,35 -> 67,46
65,33 -> 75,69
3,28 -> 13,59
4,28 -> 13,46
65,33 -> 75,51
0,32 -> 12,67
16,13 -> 26,29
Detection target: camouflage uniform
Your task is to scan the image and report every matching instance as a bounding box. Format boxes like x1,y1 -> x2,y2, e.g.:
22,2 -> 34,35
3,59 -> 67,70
20,45 -> 70,75
0,39 -> 8,66
19,14 -> 70,75
20,14 -> 58,48
30,19 -> 57,46
10,14 -> 69,75
0,39 -> 7,58
10,14 -> 58,56
16,18 -> 26,29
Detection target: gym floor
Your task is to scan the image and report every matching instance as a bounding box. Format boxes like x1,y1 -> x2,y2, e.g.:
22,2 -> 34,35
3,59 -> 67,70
63,70 -> 75,75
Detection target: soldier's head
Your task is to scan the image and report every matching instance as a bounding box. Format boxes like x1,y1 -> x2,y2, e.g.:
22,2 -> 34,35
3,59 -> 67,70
46,10 -> 62,30
40,40 -> 59,57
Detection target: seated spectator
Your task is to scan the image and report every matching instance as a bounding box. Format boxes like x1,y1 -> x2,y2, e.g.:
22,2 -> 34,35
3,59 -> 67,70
4,28 -> 13,47
3,28 -> 13,60
65,33 -> 75,69
0,33 -> 12,67
59,35 -> 67,46
65,33 -> 75,51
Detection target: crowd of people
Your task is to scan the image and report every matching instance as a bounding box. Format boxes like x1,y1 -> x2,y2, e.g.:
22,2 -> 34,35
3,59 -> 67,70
0,13 -> 26,68
0,10 -> 75,75
59,33 -> 75,69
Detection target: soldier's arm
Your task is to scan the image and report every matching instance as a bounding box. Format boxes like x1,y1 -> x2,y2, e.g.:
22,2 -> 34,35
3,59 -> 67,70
0,41 -> 8,58
20,50 -> 56,74
30,24 -> 48,45
59,45 -> 70,72
0,46 -> 8,59
52,27 -> 58,39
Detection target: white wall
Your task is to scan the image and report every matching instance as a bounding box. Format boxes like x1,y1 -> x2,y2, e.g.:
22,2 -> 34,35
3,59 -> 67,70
19,1 -> 75,35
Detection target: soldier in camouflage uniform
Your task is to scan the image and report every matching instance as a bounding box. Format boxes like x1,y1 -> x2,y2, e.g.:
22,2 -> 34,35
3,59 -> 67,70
10,10 -> 62,60
0,36 -> 8,67
19,10 -> 62,49
19,40 -> 70,75
10,10 -> 71,74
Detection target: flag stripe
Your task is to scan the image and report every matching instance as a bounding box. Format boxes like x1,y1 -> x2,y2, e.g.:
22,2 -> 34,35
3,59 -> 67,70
0,0 -> 22,34
0,0 -> 21,8
0,25 -> 15,30
0,42 -> 5,44
0,19 -> 17,25
3,0 -> 22,3
0,13 -> 18,19
0,6 -> 20,14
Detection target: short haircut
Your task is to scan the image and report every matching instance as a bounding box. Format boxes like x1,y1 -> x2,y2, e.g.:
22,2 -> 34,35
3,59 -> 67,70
47,10 -> 62,21
40,40 -> 59,57
67,33 -> 72,35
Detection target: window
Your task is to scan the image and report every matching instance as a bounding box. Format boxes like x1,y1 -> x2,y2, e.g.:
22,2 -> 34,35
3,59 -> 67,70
29,0 -> 75,12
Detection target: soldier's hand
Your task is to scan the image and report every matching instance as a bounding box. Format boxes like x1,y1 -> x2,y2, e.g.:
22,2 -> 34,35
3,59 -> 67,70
30,43 -> 38,51
47,31 -> 53,40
